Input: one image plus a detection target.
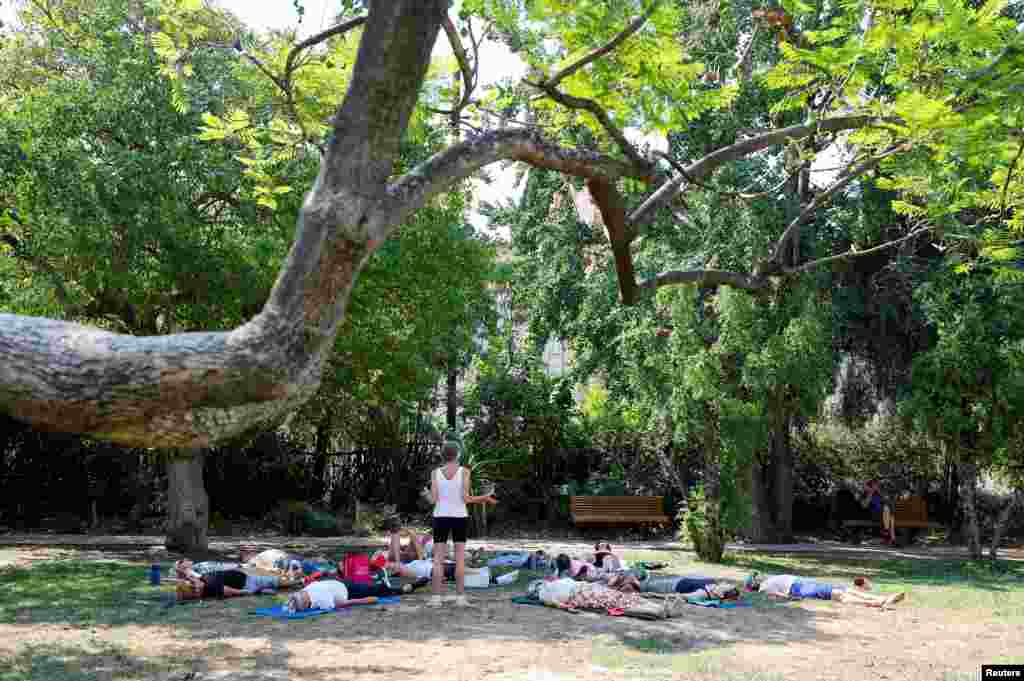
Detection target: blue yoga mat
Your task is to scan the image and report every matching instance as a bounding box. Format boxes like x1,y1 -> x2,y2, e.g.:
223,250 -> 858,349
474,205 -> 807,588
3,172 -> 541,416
254,605 -> 343,619
253,596 -> 401,619
686,597 -> 752,609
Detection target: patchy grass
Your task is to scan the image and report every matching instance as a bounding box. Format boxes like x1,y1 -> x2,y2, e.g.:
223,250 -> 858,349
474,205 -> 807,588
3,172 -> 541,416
719,552 -> 1024,615
1,547 -> 1021,681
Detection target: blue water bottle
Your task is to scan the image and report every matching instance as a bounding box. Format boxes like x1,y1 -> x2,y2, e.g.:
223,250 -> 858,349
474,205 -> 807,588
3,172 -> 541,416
150,564 -> 161,586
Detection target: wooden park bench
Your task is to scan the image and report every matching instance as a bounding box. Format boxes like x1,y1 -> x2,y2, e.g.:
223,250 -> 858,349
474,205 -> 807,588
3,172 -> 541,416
570,496 -> 671,528
841,494 -> 943,544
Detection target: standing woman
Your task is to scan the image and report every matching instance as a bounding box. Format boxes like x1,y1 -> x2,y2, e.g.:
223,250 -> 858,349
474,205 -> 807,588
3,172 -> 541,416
428,441 -> 497,607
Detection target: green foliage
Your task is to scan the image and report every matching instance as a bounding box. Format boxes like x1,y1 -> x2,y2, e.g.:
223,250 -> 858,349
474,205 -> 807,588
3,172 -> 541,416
903,264 -> 1024,482
0,0 -> 284,332
463,333 -> 585,493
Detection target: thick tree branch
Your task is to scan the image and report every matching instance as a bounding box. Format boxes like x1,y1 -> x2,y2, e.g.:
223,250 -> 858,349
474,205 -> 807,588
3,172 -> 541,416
586,178 -> 638,304
542,1 -> 661,88
627,115 -> 881,230
654,150 -> 797,201
385,128 -> 653,229
0,0 -> 450,447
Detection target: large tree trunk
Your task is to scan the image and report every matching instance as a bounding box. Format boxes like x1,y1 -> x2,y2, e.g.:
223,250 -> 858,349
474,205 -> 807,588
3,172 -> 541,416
989,490 -> 1022,561
773,416 -> 794,542
748,457 -> 776,543
699,402 -> 725,562
747,415 -> 794,544
165,450 -> 209,553
959,462 -> 982,560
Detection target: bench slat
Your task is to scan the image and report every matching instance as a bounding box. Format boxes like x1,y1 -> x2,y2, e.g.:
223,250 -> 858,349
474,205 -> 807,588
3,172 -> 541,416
569,495 -> 670,526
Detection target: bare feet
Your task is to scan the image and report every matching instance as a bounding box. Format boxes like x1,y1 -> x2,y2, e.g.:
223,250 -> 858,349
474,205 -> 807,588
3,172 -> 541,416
884,592 -> 906,606
880,592 -> 906,610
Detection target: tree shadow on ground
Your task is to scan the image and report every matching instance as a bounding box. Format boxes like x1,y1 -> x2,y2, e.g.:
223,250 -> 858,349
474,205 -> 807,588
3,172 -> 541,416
0,553 -> 846,681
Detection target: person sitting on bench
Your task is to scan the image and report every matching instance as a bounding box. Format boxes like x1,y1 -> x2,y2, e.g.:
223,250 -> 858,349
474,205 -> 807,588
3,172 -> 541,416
862,479 -> 896,544
753,573 -> 905,609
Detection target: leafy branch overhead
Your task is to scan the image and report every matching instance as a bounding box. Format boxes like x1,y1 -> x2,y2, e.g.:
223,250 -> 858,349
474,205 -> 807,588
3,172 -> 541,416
0,0 -> 1022,447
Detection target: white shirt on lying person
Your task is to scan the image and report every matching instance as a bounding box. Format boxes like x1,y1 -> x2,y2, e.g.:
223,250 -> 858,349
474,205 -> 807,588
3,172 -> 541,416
303,580 -> 349,610
758,574 -> 797,596
405,559 -> 433,580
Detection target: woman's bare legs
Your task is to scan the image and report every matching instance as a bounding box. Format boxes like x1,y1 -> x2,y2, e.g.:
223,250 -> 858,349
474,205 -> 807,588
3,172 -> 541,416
454,542 -> 466,596
882,506 -> 896,542
835,588 -> 905,608
387,533 -> 402,563
431,540 -> 447,598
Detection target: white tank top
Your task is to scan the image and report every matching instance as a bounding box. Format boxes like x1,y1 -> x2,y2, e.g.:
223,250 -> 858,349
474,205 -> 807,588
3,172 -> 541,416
433,466 -> 468,518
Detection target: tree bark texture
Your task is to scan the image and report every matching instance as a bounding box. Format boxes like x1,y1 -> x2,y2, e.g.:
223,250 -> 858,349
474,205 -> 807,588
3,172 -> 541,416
446,362 -> 458,431
748,457 -> 776,543
989,490 -> 1022,561
165,449 -> 209,553
700,402 -> 725,562
746,416 -> 794,544
959,462 -> 982,560
772,417 -> 795,542
0,0 -> 892,449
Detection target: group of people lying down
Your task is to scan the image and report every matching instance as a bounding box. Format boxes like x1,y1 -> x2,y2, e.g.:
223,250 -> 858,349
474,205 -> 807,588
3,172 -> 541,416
173,549 -> 430,605
172,542 -> 907,615
528,544 -> 906,616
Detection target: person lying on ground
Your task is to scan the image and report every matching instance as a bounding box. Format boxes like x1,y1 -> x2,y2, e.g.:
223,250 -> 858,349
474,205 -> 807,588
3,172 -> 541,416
592,542 -> 624,571
534,578 -> 691,620
753,574 -> 905,609
175,559 -> 301,587
487,549 -> 547,569
177,560 -> 240,576
285,578 -> 428,613
554,553 -> 611,581
175,566 -> 285,601
606,573 -> 737,598
243,549 -> 333,578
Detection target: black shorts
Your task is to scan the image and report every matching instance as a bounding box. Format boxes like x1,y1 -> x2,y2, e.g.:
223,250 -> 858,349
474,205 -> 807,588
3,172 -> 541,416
202,569 -> 247,599
432,516 -> 468,544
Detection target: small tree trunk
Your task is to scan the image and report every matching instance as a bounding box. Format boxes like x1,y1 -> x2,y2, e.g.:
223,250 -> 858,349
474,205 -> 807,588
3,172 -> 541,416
989,490 -> 1022,561
165,449 -> 209,553
959,462 -> 982,560
312,413 -> 332,503
446,361 -> 458,431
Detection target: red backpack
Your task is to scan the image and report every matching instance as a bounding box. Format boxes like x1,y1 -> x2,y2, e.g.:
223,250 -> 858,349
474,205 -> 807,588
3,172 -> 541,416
343,553 -> 371,584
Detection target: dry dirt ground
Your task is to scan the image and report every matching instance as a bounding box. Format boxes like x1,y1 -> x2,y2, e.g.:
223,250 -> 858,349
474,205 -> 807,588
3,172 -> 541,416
1,540 -> 1021,681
